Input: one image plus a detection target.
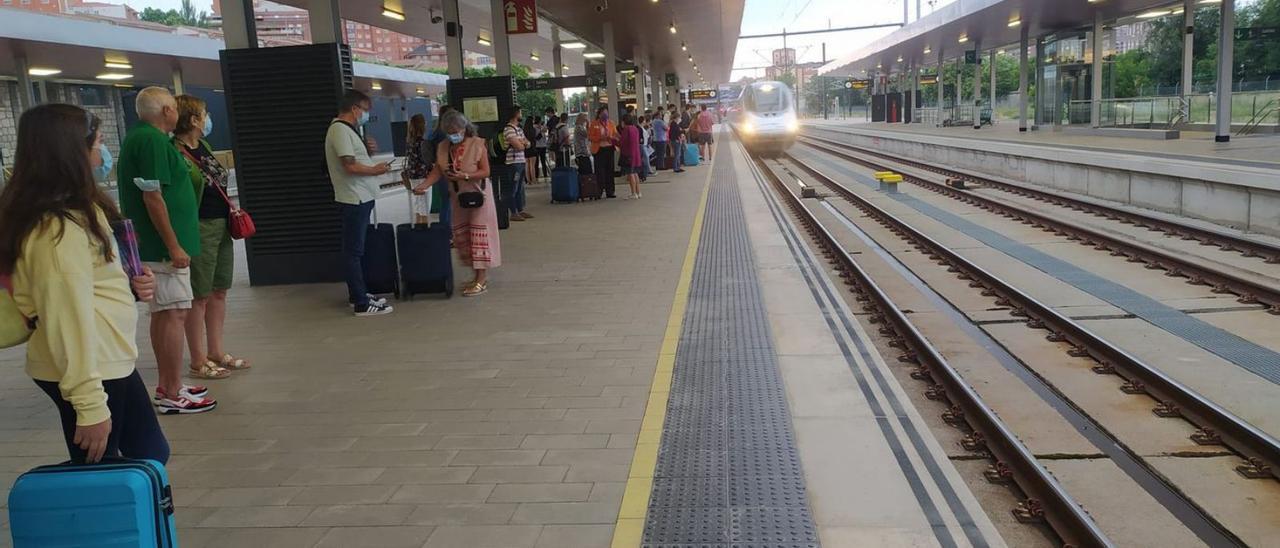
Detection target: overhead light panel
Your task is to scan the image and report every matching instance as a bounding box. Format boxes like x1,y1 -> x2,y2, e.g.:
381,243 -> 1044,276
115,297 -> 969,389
561,41 -> 586,49
416,87 -> 426,95
1137,9 -> 1169,18
583,51 -> 605,59
530,51 -> 540,61
896,55 -> 903,62
924,46 -> 932,54
381,7 -> 405,21
562,64 -> 570,71
958,35 -> 968,43
1007,18 -> 1021,27
28,67 -> 62,76
681,42 -> 687,51
669,21 -> 677,34
104,61 -> 132,70
96,73 -> 133,81
371,81 -> 382,90
477,33 -> 492,46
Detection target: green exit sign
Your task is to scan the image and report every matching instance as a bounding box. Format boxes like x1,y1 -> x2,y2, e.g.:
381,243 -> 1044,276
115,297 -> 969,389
964,50 -> 978,64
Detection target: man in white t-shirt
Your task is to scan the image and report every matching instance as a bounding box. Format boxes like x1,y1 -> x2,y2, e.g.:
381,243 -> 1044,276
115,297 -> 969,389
324,90 -> 393,317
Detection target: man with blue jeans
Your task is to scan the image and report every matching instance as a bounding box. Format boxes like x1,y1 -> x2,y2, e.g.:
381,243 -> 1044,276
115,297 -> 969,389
652,107 -> 668,171
325,90 -> 393,316
501,106 -> 532,222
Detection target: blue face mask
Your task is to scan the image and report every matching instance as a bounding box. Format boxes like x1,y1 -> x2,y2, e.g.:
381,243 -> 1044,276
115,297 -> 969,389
93,144 -> 113,182
448,132 -> 464,144
202,115 -> 213,137
358,110 -> 371,125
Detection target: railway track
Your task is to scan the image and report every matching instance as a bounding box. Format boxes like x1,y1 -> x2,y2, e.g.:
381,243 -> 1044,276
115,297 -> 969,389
749,147 -> 1280,547
798,130 -> 1280,266
794,135 -> 1280,316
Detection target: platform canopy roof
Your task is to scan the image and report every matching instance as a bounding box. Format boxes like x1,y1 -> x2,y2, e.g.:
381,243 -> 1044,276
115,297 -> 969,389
0,7 -> 446,97
266,0 -> 744,88
818,0 -> 1207,77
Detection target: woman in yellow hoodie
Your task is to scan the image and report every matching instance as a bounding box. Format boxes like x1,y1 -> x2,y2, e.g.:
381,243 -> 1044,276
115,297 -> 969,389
0,104 -> 167,464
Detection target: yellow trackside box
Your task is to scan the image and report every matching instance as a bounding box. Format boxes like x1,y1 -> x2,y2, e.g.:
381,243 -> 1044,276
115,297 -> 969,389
873,171 -> 896,180
880,174 -> 903,183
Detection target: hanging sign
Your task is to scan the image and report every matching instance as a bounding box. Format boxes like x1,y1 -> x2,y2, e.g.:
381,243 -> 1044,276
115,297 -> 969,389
1236,27 -> 1280,41
690,89 -> 718,100
846,79 -> 870,90
919,75 -> 939,85
504,0 -> 538,35
665,73 -> 678,87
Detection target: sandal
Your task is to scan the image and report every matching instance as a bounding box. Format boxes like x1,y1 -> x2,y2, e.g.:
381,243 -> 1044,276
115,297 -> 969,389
189,360 -> 231,380
462,282 -> 488,297
213,353 -> 251,371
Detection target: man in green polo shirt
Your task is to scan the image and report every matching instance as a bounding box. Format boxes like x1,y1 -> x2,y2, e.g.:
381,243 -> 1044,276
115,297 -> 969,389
117,86 -> 216,415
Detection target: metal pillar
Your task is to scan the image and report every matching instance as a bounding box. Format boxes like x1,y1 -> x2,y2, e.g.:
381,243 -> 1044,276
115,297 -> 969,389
937,48 -> 945,127
634,48 -> 646,113
913,64 -> 920,123
489,0 -> 511,77
1091,12 -> 1103,127
954,56 -> 962,117
1035,36 -> 1044,128
604,22 -> 618,117
443,0 -> 464,79
1182,0 -> 1195,101
1019,26 -> 1029,131
972,40 -> 982,129
649,64 -> 662,114
172,67 -> 185,95
14,54 -> 35,112
989,50 -> 996,121
1215,0 -> 1234,142
552,26 -> 565,113
307,0 -> 342,44
220,0 -> 257,49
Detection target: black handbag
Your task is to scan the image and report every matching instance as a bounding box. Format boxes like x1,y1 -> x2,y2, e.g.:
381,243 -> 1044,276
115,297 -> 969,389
454,180 -> 486,209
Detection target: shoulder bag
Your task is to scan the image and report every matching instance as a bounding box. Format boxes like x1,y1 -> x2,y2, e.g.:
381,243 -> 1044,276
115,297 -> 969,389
179,145 -> 256,240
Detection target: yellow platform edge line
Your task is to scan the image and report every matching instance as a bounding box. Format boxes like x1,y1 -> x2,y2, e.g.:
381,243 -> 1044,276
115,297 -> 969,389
610,154 -> 716,548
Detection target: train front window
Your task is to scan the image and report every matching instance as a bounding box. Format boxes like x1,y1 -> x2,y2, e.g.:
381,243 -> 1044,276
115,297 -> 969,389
750,84 -> 789,112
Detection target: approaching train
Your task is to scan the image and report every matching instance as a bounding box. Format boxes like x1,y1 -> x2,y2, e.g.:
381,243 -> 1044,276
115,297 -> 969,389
735,80 -> 799,154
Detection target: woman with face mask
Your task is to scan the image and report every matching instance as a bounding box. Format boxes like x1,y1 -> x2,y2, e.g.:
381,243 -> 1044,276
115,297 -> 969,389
172,95 -> 249,382
436,111 -> 498,297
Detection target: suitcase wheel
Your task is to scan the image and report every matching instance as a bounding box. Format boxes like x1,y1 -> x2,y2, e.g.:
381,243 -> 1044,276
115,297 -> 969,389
444,277 -> 454,298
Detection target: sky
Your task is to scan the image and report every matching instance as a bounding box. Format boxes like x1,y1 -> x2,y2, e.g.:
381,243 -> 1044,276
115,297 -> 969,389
731,0 -> 957,81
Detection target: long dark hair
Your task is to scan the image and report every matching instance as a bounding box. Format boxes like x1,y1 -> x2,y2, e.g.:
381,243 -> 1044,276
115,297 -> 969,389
0,104 -> 118,273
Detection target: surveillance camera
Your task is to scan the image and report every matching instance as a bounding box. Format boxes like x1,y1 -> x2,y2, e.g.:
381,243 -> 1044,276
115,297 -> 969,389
430,8 -> 442,24
595,1 -> 608,12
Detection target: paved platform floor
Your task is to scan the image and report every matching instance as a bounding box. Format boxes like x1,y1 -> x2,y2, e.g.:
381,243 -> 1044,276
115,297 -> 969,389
806,118 -> 1280,169
0,165 -> 707,547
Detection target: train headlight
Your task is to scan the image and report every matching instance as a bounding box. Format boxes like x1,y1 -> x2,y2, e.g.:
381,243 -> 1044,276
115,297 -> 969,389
785,119 -> 800,132
740,121 -> 755,134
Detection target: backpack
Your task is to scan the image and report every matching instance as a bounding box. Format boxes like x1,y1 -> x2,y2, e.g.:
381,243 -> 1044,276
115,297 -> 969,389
0,273 -> 34,349
489,125 -> 513,160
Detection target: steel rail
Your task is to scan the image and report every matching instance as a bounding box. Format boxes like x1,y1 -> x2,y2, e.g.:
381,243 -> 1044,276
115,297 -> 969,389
797,136 -> 1280,314
751,154 -> 1114,548
782,151 -> 1280,483
798,131 -> 1280,265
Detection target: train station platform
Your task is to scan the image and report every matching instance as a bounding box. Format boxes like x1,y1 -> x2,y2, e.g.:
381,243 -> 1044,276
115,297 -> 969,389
801,120 -> 1280,238
0,129 -> 1003,547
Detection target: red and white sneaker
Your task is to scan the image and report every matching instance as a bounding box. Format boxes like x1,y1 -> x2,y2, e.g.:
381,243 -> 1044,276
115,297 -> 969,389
154,385 -> 209,402
156,393 -> 217,415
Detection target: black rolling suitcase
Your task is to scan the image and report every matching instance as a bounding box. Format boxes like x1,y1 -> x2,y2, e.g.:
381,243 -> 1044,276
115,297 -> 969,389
362,221 -> 399,298
396,222 -> 454,299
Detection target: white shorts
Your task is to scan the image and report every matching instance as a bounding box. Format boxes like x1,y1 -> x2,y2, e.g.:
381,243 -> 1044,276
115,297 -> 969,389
143,261 -> 193,312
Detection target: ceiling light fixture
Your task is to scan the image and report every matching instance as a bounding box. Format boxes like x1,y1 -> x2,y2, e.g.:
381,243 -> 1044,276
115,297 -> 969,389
669,22 -> 677,34
583,52 -> 605,59
381,7 -> 405,21
476,34 -> 492,46
958,35 -> 968,43
1007,18 -> 1021,27
416,87 -> 426,94
371,81 -> 382,90
924,46 -> 932,54
530,51 -> 540,61
562,64 -> 570,71
681,42 -> 687,51
104,61 -> 132,70
560,41 -> 586,49
896,55 -> 903,62
1137,9 -> 1170,18
96,73 -> 133,81
27,67 -> 62,76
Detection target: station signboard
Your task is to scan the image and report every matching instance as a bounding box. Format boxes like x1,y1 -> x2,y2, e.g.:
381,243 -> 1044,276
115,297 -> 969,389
964,50 -> 978,64
918,74 -> 939,85
845,79 -> 870,90
504,0 -> 538,34
1236,26 -> 1279,41
665,73 -> 678,87
690,89 -> 719,101
516,75 -> 601,91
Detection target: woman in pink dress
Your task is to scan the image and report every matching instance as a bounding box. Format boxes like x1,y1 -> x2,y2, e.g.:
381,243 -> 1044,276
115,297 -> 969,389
435,111 -> 499,297
617,113 -> 644,199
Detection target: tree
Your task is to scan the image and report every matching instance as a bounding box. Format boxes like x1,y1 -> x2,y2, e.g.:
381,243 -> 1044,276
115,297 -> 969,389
425,63 -> 558,114
140,0 -> 209,27
1110,50 -> 1154,98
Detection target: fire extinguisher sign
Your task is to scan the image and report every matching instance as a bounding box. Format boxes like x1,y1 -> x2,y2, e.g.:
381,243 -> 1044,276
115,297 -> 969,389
505,0 -> 538,34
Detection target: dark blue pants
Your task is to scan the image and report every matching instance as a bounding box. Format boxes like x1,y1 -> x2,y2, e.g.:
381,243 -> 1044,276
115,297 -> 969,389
653,142 -> 668,170
37,371 -> 170,464
340,200 -> 376,307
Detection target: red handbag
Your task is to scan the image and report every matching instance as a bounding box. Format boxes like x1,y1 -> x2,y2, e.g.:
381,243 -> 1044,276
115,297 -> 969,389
180,145 -> 255,240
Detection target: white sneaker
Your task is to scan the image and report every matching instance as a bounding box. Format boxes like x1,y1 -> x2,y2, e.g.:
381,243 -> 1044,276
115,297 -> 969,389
156,394 -> 217,415
355,302 -> 394,317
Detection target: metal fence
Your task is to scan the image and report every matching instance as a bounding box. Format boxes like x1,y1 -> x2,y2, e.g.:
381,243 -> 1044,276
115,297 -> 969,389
1066,89 -> 1280,129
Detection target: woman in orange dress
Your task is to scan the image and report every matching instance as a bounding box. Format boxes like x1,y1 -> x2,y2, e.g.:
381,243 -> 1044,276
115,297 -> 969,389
435,110 -> 499,297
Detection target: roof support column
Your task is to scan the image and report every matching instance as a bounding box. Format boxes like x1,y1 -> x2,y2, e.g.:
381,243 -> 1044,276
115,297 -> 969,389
552,26 -> 565,113
650,67 -> 662,114
604,21 -> 618,117
1019,26 -> 1029,131
937,48 -> 944,127
913,64 -> 920,123
1091,12 -> 1103,127
306,0 -> 343,45
1034,36 -> 1044,128
220,0 -> 257,49
1181,0 -> 1195,107
443,0 -> 465,79
489,0 -> 512,77
954,56 -> 961,119
1215,0 -> 1234,142
14,54 -> 35,113
634,48 -> 646,113
171,66 -> 185,95
988,50 -> 996,123
972,40 -> 982,129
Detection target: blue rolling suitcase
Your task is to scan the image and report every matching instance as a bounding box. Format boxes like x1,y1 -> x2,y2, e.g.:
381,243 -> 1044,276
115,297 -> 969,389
550,167 -> 579,203
684,143 -> 701,166
396,222 -> 454,299
363,222 -> 400,298
8,458 -> 178,547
